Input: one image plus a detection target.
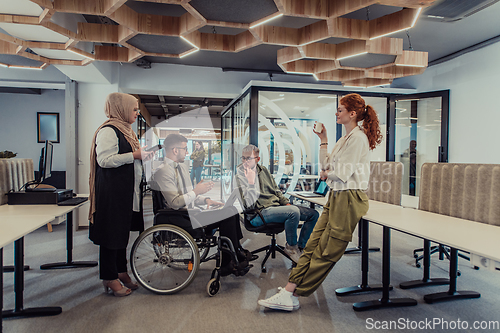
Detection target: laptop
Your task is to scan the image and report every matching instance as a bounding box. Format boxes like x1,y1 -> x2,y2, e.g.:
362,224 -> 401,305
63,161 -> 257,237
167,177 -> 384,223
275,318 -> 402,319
294,180 -> 329,198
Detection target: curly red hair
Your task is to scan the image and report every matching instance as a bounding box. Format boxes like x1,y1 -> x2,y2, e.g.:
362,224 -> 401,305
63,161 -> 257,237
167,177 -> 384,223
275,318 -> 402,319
340,93 -> 383,150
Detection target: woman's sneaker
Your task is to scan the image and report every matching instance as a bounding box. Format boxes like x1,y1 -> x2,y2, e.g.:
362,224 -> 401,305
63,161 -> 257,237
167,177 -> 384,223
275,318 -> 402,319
258,287 -> 300,311
284,243 -> 301,263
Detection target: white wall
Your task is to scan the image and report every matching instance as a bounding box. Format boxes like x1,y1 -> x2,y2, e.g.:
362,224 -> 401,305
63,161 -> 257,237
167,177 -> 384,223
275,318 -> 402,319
0,89 -> 66,170
395,41 -> 500,164
76,82 -> 119,225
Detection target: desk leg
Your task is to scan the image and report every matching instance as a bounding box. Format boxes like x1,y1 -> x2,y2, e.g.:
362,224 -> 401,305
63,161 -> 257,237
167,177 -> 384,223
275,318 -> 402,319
344,223 -> 380,254
2,238 -> 62,318
2,265 -> 29,273
400,239 -> 449,289
423,248 -> 480,303
353,226 -> 417,311
1,248 -> 3,333
40,212 -> 97,270
336,219 -> 389,296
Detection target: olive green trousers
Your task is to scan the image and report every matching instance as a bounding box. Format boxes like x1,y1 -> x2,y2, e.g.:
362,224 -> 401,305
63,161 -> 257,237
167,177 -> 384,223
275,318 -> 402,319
288,189 -> 369,297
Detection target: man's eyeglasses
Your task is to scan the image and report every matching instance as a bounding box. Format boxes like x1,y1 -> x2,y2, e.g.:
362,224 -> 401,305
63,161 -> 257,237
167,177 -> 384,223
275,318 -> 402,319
241,156 -> 257,161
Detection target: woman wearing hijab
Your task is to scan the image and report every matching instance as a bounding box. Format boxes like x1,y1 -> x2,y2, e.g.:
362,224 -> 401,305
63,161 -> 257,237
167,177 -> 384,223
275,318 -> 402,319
88,93 -> 152,297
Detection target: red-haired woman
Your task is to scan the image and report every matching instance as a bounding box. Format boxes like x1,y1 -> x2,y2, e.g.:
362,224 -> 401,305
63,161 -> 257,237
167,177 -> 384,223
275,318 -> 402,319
258,93 -> 383,311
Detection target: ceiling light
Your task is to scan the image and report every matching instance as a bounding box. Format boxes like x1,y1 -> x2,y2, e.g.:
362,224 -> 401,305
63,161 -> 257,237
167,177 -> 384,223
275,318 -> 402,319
249,13 -> 283,29
395,63 -> 426,67
318,95 -> 336,99
337,52 -> 368,61
0,62 -> 8,68
286,71 -> 314,76
68,48 -> 94,60
270,97 -> 285,102
370,27 -> 410,40
411,8 -> 423,27
366,83 -> 391,88
279,94 -> 284,97
180,48 -> 199,58
180,36 -> 199,49
427,15 -> 444,19
8,65 -> 43,70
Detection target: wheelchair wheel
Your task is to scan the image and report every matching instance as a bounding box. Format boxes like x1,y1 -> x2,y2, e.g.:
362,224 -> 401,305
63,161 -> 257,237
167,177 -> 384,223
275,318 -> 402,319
130,224 -> 200,294
206,278 -> 220,297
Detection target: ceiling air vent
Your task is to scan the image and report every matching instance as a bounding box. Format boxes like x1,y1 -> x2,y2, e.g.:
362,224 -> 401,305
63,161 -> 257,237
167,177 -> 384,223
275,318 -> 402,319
424,0 -> 500,22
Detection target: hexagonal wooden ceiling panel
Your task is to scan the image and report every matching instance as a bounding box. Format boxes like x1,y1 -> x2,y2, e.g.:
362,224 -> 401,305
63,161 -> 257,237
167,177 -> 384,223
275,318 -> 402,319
0,0 -> 435,86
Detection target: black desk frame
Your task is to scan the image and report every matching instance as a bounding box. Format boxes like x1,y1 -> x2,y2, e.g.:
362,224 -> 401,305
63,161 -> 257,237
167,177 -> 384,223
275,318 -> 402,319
353,226 -> 417,311
2,237 -> 62,320
336,218 -> 390,296
399,239 -> 449,289
40,211 -> 97,270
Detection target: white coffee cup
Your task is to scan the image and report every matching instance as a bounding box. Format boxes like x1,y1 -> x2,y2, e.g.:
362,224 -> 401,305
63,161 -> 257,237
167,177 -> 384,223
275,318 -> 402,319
314,121 -> 323,134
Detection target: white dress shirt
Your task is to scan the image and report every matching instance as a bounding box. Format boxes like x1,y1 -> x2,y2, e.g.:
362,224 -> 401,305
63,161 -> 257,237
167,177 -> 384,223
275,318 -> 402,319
150,157 -> 206,210
95,126 -> 142,212
320,126 -> 370,191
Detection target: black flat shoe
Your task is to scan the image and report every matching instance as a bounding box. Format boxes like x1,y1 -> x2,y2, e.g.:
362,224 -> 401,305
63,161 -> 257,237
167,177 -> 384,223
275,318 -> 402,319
238,249 -> 259,262
220,260 -> 253,277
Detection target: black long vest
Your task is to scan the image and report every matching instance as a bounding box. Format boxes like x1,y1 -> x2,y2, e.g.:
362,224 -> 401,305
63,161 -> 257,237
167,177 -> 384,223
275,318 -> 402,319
89,125 -> 144,249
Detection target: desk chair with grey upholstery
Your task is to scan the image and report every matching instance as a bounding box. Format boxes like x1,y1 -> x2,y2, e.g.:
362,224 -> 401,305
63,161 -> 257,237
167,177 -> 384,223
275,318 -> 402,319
241,208 -> 293,273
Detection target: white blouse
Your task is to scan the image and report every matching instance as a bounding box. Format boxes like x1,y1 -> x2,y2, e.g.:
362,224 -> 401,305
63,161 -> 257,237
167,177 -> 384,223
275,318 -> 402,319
320,126 -> 370,191
95,127 -> 142,212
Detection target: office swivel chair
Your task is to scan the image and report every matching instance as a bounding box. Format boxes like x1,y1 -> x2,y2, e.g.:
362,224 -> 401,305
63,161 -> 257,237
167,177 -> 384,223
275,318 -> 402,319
241,207 -> 293,273
413,244 -> 470,272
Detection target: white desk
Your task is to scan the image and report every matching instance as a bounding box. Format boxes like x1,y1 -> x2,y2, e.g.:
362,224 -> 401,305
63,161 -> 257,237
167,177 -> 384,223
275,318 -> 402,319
1,215 -> 62,330
0,200 -> 97,270
352,201 -> 500,310
289,191 -> 327,207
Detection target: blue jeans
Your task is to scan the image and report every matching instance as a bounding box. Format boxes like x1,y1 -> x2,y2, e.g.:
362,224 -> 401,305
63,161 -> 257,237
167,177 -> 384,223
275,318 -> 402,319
250,205 -> 319,248
190,166 -> 203,185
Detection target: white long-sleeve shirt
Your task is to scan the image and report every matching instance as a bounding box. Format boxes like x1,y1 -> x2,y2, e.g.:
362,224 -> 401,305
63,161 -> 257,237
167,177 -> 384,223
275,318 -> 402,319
95,127 -> 142,212
320,126 -> 370,191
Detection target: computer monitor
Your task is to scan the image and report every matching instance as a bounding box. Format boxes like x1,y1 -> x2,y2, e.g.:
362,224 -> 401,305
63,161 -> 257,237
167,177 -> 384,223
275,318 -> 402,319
37,140 -> 53,183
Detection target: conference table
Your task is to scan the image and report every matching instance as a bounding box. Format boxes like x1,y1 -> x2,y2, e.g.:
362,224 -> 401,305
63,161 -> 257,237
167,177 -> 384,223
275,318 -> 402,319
289,193 -> 500,311
1,215 -> 61,332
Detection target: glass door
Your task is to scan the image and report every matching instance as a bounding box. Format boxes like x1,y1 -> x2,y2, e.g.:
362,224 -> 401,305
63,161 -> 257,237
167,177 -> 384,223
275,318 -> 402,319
391,90 -> 449,197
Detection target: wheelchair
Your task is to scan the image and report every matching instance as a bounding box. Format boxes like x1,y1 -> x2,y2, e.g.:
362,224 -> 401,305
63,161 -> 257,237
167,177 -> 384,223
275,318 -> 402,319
129,190 -> 241,296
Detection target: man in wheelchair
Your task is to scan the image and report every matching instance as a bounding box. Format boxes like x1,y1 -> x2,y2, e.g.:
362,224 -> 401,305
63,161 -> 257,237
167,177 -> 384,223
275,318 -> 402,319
150,134 -> 255,277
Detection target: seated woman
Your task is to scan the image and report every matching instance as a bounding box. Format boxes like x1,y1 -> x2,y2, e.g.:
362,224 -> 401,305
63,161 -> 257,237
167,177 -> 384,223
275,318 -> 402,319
150,134 -> 256,276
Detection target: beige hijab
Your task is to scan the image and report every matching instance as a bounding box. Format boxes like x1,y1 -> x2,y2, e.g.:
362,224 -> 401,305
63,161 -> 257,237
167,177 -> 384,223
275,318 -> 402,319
88,93 -> 140,223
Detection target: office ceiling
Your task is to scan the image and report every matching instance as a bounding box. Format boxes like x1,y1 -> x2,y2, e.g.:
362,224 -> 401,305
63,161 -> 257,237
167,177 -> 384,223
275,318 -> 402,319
137,94 -> 232,118
1,0 -> 499,88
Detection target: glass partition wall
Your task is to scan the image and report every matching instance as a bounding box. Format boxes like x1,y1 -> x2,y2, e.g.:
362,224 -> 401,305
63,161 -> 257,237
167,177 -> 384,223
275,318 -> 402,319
257,90 -> 337,193
222,85 -> 449,198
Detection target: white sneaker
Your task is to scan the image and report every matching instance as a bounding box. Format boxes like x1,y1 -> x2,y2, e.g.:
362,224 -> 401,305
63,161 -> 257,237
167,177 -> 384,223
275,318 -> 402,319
284,243 -> 301,263
258,287 -> 300,311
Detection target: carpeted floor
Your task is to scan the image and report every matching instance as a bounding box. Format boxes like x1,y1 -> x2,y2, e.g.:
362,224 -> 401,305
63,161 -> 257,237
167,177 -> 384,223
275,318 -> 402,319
2,194 -> 500,333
